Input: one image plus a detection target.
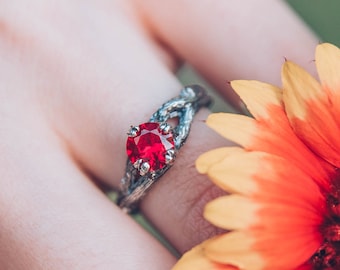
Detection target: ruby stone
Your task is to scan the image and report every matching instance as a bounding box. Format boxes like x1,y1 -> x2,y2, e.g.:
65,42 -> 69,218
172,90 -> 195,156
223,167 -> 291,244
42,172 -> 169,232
126,122 -> 175,172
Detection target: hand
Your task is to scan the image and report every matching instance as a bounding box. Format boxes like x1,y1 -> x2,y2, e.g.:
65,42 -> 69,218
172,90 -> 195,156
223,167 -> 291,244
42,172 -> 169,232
0,1 -> 318,269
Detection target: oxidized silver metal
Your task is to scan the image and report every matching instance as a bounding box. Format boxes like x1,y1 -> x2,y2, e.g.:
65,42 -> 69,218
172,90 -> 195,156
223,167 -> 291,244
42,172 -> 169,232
117,85 -> 211,213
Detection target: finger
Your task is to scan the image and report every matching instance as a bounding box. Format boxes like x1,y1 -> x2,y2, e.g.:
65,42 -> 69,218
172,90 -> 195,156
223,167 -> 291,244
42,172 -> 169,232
0,115 -> 175,269
134,0 -> 319,107
0,0 -> 249,257
140,109 -> 231,252
0,3 -> 177,267
0,0 -> 182,185
7,0 -> 231,254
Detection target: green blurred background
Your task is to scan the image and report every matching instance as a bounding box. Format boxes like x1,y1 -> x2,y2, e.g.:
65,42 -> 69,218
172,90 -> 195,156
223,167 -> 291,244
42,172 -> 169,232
287,0 -> 340,45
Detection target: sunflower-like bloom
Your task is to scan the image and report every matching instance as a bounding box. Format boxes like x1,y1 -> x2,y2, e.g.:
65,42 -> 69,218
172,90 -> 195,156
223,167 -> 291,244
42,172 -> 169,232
173,43 -> 340,270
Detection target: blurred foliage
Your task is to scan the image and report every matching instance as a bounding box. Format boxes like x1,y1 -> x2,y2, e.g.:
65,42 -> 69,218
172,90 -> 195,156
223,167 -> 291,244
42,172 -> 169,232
286,0 -> 340,46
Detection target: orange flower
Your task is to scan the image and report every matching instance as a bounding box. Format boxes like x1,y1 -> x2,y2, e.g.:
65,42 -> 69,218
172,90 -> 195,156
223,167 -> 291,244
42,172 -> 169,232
173,43 -> 340,270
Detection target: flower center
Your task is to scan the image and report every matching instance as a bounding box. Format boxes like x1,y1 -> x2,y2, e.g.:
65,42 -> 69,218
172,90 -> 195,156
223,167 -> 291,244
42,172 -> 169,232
311,173 -> 340,269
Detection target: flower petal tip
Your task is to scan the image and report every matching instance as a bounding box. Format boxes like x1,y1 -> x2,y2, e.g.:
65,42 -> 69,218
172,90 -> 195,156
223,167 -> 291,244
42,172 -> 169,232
204,195 -> 258,230
315,42 -> 340,91
230,80 -> 282,119
172,244 -> 237,270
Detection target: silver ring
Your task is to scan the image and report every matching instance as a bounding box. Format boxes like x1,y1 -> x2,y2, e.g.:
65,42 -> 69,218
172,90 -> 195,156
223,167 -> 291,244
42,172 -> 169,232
117,85 -> 211,213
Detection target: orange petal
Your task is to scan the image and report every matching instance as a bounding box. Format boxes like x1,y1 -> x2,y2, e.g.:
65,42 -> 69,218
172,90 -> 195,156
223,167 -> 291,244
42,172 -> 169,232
172,243 -> 237,270
204,206 -> 320,270
231,80 -> 283,119
203,151 -> 323,269
250,152 -> 325,213
251,228 -> 320,270
204,151 -> 324,230
207,108 -> 332,189
251,156 -> 323,268
282,58 -> 340,167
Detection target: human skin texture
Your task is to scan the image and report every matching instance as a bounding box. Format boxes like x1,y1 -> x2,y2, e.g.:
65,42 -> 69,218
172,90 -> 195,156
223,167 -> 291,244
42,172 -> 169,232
0,0 -> 318,269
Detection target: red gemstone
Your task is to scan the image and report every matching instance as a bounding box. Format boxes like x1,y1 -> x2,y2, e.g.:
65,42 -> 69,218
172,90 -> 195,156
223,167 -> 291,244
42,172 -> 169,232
126,122 -> 175,172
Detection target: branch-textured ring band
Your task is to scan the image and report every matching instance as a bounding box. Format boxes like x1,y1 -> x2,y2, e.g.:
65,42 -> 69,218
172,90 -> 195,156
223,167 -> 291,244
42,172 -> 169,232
117,85 -> 211,213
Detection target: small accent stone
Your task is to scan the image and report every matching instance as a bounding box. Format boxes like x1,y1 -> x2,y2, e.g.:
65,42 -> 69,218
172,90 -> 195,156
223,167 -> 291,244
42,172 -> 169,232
139,162 -> 151,175
127,126 -> 140,137
126,122 -> 175,173
165,149 -> 176,165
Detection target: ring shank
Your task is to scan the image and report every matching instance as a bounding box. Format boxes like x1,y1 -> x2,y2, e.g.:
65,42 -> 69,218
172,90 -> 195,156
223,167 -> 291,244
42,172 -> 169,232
117,85 -> 211,213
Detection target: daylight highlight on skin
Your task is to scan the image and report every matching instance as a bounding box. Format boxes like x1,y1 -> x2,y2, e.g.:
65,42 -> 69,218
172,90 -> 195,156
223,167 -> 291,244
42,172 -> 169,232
173,43 -> 340,270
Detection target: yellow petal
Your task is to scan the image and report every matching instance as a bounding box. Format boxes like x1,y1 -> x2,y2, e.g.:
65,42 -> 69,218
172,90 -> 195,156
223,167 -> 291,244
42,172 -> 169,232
172,243 -> 236,270
206,113 -> 256,147
196,147 -> 245,174
282,56 -> 340,168
316,42 -> 340,92
231,80 -> 282,119
204,232 -> 264,270
206,150 -> 264,195
282,60 -> 323,119
204,195 -> 259,230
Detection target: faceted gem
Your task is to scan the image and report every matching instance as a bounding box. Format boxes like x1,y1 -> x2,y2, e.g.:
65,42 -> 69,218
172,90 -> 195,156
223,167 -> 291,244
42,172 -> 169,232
126,122 -> 175,172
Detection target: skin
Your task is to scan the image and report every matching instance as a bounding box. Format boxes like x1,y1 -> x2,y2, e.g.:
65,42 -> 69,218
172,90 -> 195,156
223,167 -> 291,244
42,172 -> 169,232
0,0 -> 318,269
